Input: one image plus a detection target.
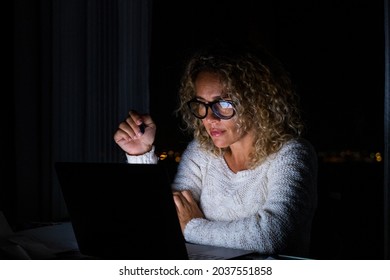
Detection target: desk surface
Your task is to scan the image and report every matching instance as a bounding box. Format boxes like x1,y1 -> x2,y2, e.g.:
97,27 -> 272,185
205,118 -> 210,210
1,222 -> 304,260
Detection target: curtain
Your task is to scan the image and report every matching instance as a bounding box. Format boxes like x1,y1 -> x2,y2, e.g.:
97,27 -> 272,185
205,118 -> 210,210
51,0 -> 152,219
12,0 -> 152,223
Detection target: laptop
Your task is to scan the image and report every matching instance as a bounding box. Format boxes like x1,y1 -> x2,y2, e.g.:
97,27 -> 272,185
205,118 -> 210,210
54,161 -> 256,260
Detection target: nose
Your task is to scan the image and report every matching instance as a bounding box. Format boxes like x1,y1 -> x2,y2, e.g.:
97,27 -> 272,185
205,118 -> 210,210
203,107 -> 219,123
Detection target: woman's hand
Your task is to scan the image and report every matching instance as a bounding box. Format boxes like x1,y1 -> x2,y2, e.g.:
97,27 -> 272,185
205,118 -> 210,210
173,190 -> 204,233
113,110 -> 156,155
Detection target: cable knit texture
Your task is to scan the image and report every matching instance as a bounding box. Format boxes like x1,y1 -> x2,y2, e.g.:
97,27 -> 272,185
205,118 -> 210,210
126,146 -> 159,164
171,138 -> 318,257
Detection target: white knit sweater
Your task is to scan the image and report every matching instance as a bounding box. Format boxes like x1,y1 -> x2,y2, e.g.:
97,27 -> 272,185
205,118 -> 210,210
127,138 -> 318,257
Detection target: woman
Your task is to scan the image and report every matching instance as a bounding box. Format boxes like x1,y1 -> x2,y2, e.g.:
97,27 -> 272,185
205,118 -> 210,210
113,43 -> 317,257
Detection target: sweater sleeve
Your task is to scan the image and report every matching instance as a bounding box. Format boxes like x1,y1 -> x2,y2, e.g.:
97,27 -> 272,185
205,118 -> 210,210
182,139 -> 318,255
171,140 -> 205,201
125,146 -> 159,164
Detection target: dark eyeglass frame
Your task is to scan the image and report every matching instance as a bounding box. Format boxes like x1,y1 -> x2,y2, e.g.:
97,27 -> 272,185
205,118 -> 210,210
186,98 -> 236,120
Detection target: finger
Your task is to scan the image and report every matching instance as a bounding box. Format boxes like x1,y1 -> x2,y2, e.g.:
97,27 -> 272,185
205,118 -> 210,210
128,110 -> 144,126
114,128 -> 132,142
125,113 -> 141,130
173,193 -> 184,209
181,190 -> 194,203
140,114 -> 155,128
117,122 -> 138,140
129,111 -> 153,136
121,110 -> 146,138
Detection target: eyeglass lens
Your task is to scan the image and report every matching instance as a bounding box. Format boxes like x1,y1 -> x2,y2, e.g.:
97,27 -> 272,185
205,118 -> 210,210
188,100 -> 235,119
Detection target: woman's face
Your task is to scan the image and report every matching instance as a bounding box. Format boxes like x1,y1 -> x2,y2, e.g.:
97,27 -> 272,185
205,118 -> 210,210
194,71 -> 248,149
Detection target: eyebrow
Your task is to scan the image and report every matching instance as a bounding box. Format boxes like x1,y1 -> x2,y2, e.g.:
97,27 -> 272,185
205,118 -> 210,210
194,94 -> 230,102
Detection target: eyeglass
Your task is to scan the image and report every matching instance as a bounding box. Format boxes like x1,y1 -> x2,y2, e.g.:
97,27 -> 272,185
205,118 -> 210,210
187,98 -> 236,120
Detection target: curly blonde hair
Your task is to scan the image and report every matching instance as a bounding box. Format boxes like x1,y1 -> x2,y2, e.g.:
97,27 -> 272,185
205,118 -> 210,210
176,43 -> 304,168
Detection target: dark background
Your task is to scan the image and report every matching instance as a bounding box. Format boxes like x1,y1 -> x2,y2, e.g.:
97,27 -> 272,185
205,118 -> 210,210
9,0 -> 388,260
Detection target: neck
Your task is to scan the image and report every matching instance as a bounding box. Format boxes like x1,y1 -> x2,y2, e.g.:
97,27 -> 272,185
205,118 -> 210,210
223,131 -> 255,173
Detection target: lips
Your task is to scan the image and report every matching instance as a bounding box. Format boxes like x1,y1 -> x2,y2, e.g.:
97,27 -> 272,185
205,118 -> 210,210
210,129 -> 224,137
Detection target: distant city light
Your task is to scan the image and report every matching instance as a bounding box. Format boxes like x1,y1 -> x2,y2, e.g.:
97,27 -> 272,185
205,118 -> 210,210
319,150 -> 383,163
159,152 -> 168,160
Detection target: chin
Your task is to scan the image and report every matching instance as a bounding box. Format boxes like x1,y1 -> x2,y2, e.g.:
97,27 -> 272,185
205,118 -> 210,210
212,140 -> 229,149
